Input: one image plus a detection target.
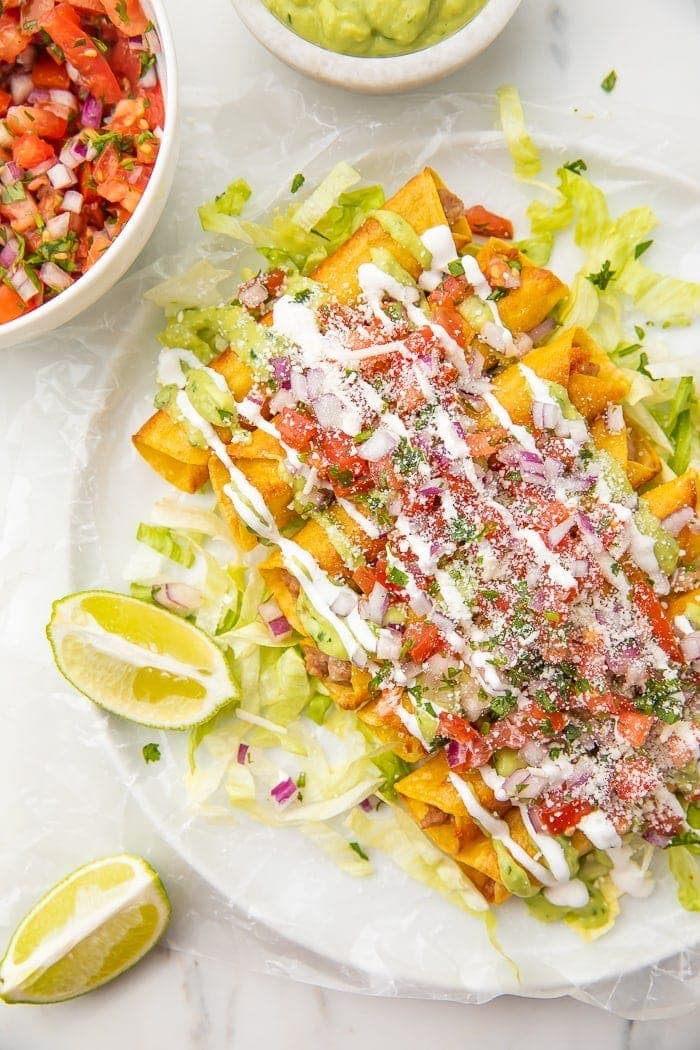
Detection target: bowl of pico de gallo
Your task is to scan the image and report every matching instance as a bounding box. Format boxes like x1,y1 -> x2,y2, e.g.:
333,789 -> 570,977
0,0 -> 178,349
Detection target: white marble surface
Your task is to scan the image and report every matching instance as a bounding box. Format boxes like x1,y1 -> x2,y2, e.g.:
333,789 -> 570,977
2,0 -> 700,1046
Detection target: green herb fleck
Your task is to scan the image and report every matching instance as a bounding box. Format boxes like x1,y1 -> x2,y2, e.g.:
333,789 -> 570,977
601,70 -> 618,93
291,173 -> 305,194
142,743 -> 161,764
587,259 -> 615,290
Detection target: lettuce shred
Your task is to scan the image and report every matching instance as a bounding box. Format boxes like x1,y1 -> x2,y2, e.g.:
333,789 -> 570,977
668,847 -> 700,911
504,87 -> 700,475
197,163 -> 384,275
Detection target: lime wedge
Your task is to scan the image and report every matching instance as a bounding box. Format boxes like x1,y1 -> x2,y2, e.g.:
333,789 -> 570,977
0,855 -> 170,1004
47,590 -> 236,729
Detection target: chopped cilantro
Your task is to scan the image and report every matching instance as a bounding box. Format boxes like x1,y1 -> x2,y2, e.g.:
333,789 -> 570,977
393,436 -> 424,475
353,428 -> 374,444
142,743 -> 161,763
601,69 -> 617,92
563,159 -> 588,175
349,841 -> 369,861
447,259 -> 465,276
563,724 -> 582,743
635,674 -> 683,724
387,564 -> 409,586
290,172 -> 305,194
486,287 -> 507,301
634,239 -> 653,259
293,288 -> 312,302
587,259 -> 616,290
328,465 -> 354,487
490,692 -> 517,719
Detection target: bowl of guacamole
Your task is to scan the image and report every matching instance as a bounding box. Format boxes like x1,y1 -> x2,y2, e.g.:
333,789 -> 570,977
230,0 -> 522,92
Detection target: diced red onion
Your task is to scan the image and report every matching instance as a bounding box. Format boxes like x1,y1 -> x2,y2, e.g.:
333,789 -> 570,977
431,611 -> 455,634
547,514 -> 576,549
127,164 -> 144,186
527,318 -> 557,345
237,743 -> 249,765
605,403 -> 625,433
10,267 -> 36,302
311,392 -> 344,430
45,212 -> 70,239
152,582 -> 203,614
16,45 -> 36,71
376,629 -> 402,661
238,278 -> 268,309
681,631 -> 700,663
128,35 -> 146,51
138,65 -> 157,89
48,162 -> 77,190
507,332 -> 533,358
61,189 -> 84,214
10,73 -> 33,105
521,740 -> 546,765
0,124 -> 13,149
27,88 -> 50,104
47,88 -> 78,111
331,588 -> 356,617
425,653 -> 454,680
60,137 -> 92,170
576,511 -> 596,536
268,388 -> 295,415
571,558 -> 590,579
642,828 -> 672,848
66,62 -> 80,83
662,506 -> 695,537
270,355 -> 291,390
270,777 -> 297,805
446,740 -> 468,768
0,162 -> 23,186
28,158 -> 55,179
145,28 -> 161,53
359,796 -> 377,812
408,590 -> 432,617
527,805 -> 545,833
565,417 -> 589,445
259,599 -> 292,639
532,400 -> 561,431
39,261 -> 73,291
0,239 -> 18,268
365,582 -> 389,625
356,427 -> 398,462
290,371 -> 308,402
77,95 -> 101,131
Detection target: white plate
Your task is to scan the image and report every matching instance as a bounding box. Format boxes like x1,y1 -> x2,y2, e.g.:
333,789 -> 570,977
70,112 -> 700,1000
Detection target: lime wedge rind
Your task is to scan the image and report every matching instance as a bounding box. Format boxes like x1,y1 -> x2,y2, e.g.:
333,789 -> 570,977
47,590 -> 238,730
0,854 -> 171,1005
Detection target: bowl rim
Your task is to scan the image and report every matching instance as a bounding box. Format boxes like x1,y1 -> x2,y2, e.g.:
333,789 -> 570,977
231,0 -> 522,91
0,0 -> 179,344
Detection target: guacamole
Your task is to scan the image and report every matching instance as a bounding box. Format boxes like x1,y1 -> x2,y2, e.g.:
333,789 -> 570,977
264,0 -> 489,57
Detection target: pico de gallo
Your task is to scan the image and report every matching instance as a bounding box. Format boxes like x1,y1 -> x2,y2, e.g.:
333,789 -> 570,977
0,0 -> 163,324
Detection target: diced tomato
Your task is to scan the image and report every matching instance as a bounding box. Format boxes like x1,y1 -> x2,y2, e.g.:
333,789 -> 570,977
0,194 -> 39,232
40,4 -> 122,105
528,701 -> 566,733
632,580 -> 684,663
275,407 -> 318,452
352,565 -> 379,596
137,81 -> 164,131
0,282 -> 28,322
587,691 -> 637,716
12,133 -> 55,170
0,12 -> 32,64
266,269 -> 286,296
404,622 -> 443,662
6,105 -> 68,139
437,712 -> 493,768
428,274 -> 471,308
83,226 -> 111,270
465,204 -> 514,240
319,430 -> 368,487
616,712 -> 653,747
107,35 -> 142,88
613,756 -> 659,802
20,0 -> 54,31
0,90 -> 12,119
109,96 -> 146,133
431,303 -> 468,349
465,427 -> 507,458
100,0 -> 149,35
405,325 -> 436,358
31,52 -> 71,90
535,795 -> 594,835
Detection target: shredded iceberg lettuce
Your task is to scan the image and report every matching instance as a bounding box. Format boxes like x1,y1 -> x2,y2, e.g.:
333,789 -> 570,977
668,847 -> 700,911
497,85 -> 542,180
197,163 -> 384,275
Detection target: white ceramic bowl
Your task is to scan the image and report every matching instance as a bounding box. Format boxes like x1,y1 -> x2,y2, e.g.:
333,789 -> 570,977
0,0 -> 179,351
231,0 -> 521,94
